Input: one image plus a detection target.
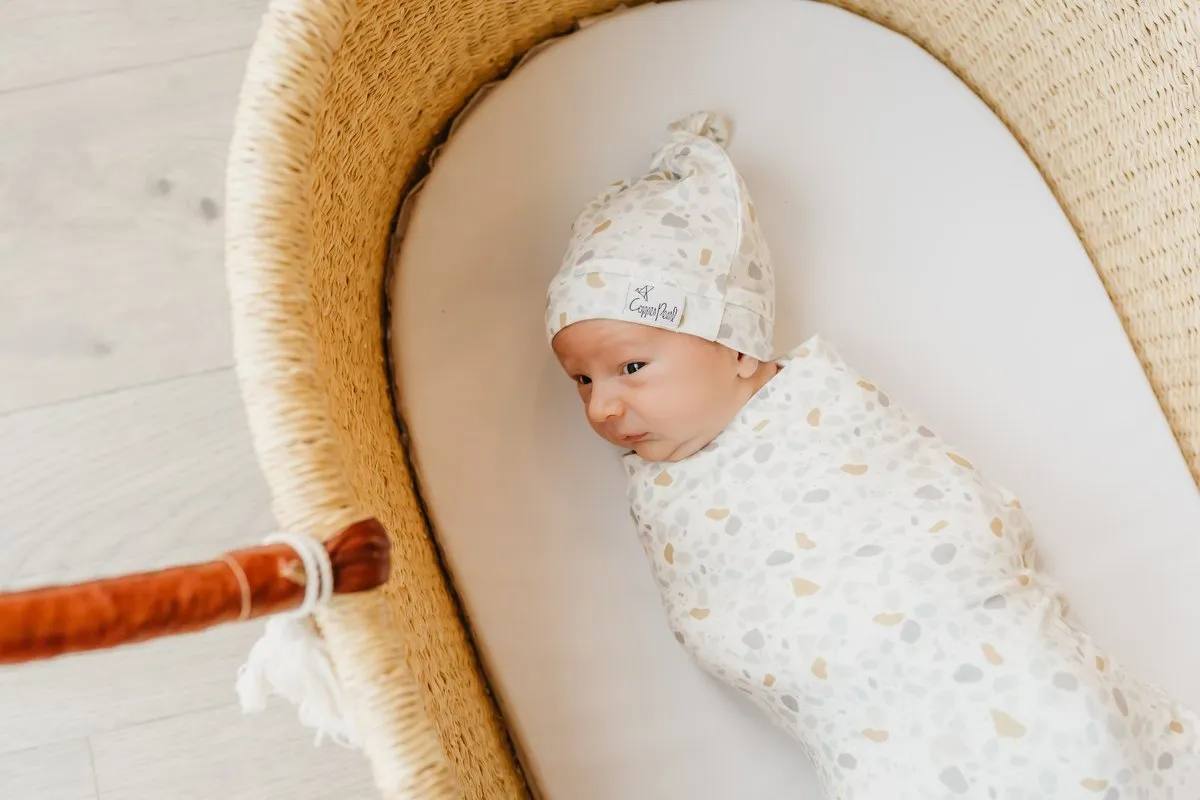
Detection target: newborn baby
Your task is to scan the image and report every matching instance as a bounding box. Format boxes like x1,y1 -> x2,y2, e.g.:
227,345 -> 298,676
546,111 -> 1199,798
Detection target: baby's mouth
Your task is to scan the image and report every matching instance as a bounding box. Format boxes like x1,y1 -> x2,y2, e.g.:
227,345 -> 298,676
618,432 -> 649,445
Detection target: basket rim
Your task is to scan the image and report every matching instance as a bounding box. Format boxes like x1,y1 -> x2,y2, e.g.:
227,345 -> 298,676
222,0 -> 460,795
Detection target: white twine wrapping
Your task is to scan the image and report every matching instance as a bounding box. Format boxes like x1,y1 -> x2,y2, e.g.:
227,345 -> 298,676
235,532 -> 358,747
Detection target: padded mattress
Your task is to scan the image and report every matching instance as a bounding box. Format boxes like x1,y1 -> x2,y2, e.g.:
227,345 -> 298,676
389,1 -> 1200,796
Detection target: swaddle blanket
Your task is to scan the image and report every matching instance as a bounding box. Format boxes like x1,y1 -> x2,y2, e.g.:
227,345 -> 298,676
623,335 -> 1199,799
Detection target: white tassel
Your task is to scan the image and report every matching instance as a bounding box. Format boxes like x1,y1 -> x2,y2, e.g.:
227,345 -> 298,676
234,532 -> 358,747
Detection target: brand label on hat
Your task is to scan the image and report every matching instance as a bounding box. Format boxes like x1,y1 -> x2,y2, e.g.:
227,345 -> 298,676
622,281 -> 685,330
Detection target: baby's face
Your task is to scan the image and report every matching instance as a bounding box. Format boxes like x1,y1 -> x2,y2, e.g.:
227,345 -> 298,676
552,319 -> 760,462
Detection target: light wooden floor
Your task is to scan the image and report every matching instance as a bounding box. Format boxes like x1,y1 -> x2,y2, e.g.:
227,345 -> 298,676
0,1 -> 376,796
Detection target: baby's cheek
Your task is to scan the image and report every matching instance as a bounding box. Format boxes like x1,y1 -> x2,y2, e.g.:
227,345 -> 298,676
668,386 -> 714,425
642,402 -> 680,434
651,381 -> 688,413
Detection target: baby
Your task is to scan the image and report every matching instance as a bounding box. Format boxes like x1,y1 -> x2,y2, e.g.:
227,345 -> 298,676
546,111 -> 1199,798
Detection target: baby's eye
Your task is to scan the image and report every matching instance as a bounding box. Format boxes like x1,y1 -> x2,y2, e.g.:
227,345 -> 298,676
576,375 -> 592,385
622,362 -> 647,376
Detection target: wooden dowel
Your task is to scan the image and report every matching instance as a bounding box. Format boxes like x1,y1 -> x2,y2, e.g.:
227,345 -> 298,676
0,518 -> 390,665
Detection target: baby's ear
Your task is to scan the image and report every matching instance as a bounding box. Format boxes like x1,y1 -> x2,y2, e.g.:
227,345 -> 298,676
735,352 -> 762,379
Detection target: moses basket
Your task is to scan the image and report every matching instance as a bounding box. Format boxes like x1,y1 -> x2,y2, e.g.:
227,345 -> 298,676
1,0 -> 1197,797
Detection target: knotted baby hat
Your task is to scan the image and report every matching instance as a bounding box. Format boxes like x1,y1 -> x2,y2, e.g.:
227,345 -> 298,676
545,111 -> 775,361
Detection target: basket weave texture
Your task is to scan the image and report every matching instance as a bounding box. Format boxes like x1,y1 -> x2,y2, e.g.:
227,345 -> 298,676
224,0 -> 1200,796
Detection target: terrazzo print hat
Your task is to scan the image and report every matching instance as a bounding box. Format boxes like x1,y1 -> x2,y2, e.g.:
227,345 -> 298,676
545,111 -> 776,362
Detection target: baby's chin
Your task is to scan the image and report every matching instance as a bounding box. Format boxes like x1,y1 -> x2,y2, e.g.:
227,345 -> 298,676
624,436 -> 705,463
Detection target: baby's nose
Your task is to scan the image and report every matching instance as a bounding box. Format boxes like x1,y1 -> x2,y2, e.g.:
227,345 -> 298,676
587,387 -> 623,423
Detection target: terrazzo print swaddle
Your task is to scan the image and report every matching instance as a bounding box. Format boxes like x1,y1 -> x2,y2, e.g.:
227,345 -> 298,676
624,336 -> 1200,799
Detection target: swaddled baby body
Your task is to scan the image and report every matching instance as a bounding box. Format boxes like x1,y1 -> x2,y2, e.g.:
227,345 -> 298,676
546,112 -> 1200,798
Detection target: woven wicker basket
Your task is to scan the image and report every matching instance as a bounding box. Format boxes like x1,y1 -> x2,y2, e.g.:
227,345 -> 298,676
223,0 -> 1200,797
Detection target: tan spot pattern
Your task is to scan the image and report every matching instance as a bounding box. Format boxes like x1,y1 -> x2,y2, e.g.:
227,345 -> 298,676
794,532 -> 816,550
663,543 -> 674,565
699,248 -> 712,265
1096,656 -> 1107,672
748,202 -> 757,222
591,219 -> 611,234
558,312 -> 567,328
990,517 -> 1004,537
929,520 -> 949,533
863,729 -> 890,743
753,419 -> 771,432
811,658 -> 828,679
946,452 -> 974,469
982,644 -> 1004,665
705,508 -> 730,520
873,612 -> 905,626
763,674 -> 776,687
1171,720 -> 1185,734
792,578 -> 821,596
841,464 -> 869,475
1080,778 -> 1109,792
857,380 -> 877,391
807,408 -> 822,426
1112,687 -> 1129,716
654,470 -> 674,487
990,709 -> 1027,738
585,272 -> 605,288
689,608 -> 710,620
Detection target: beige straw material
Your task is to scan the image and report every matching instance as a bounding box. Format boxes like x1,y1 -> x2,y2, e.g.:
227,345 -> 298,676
225,1 -> 467,797
225,0 -> 1198,797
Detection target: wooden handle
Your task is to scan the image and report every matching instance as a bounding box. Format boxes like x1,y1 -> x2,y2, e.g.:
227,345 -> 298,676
0,518 -> 390,665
